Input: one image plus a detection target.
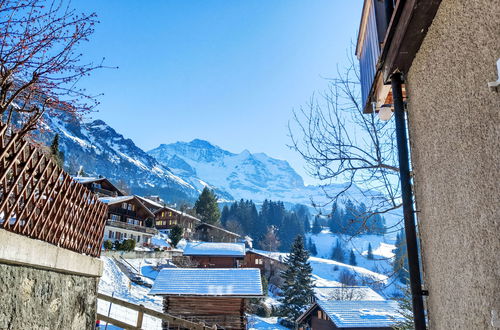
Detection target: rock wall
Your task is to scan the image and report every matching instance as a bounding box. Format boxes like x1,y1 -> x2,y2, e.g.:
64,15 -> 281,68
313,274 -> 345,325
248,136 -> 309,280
406,0 -> 500,328
0,263 -> 98,330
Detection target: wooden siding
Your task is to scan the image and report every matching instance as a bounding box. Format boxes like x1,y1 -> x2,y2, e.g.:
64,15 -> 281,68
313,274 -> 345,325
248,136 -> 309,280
358,0 -> 382,110
189,256 -> 243,268
164,297 -> 246,329
0,122 -> 108,257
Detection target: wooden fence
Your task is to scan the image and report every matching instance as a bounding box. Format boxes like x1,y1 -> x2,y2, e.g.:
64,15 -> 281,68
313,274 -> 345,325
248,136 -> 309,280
0,122 -> 107,257
97,293 -> 217,330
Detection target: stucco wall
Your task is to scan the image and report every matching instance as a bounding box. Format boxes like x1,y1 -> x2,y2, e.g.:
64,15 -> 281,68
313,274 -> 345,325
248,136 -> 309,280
0,263 -> 99,330
406,0 -> 500,328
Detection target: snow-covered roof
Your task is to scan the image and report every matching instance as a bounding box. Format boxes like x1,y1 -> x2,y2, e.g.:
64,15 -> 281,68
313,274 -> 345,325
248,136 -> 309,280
149,268 -> 263,296
73,176 -> 102,184
136,195 -> 164,209
302,300 -> 403,328
99,195 -> 134,204
183,242 -> 246,257
154,205 -> 202,222
250,249 -> 288,263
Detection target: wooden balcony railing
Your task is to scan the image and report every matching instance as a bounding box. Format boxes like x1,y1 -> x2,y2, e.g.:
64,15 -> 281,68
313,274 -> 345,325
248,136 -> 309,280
0,122 -> 108,257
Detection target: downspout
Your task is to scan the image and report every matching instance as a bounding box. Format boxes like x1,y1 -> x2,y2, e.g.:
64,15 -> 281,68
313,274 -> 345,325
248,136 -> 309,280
391,72 -> 427,329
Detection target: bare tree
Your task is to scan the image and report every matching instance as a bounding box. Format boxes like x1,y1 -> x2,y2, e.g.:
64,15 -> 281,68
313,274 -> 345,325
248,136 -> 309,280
289,50 -> 402,236
0,0 -> 106,136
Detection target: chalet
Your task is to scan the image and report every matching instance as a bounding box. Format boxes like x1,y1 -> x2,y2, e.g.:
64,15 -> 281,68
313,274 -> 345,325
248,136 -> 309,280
192,222 -> 242,243
183,242 -> 246,268
297,300 -> 403,330
149,268 -> 263,329
154,205 -> 201,237
99,195 -> 157,245
244,250 -> 288,287
356,0 -> 499,327
73,176 -> 124,197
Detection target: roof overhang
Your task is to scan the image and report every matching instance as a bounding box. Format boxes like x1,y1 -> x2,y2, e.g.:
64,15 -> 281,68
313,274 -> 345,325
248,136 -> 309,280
296,302 -> 319,324
363,0 -> 442,113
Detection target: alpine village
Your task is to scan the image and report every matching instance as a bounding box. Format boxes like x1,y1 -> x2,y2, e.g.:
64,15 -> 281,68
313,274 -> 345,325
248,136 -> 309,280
0,1 -> 498,330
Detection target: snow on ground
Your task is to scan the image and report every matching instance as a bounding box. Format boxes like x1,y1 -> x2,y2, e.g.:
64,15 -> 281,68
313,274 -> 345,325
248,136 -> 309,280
247,315 -> 288,330
98,257 -> 163,329
307,230 -> 395,275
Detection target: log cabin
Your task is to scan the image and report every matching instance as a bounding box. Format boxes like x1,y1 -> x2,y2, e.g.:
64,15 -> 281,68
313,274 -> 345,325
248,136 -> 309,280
99,195 -> 157,246
183,242 -> 246,268
154,206 -> 201,238
149,268 -> 263,329
192,222 -> 242,243
296,300 -> 403,330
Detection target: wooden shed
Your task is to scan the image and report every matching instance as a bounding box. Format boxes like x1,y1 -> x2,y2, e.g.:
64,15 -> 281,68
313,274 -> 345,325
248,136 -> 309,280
149,268 -> 263,329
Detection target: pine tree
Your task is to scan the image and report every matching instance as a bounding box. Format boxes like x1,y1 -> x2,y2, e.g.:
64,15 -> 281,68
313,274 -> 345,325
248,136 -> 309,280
220,205 -> 230,227
331,239 -> 345,263
194,187 -> 221,225
367,243 -> 374,260
393,229 -> 409,283
307,237 -> 318,256
349,249 -> 357,266
280,235 -> 315,325
168,225 -> 183,248
50,134 -> 64,168
311,216 -> 322,234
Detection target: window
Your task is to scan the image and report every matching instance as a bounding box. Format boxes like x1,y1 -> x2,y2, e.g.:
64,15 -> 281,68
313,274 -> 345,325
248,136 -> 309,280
169,211 -> 172,216
110,214 -> 120,221
255,258 -> 263,265
122,202 -> 127,209
161,211 -> 165,217
108,231 -> 114,239
137,236 -> 140,243
317,310 -> 322,319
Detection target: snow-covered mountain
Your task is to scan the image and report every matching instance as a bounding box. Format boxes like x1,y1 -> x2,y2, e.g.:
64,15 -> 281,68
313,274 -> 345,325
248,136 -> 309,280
41,114 -> 199,202
147,140 -> 374,208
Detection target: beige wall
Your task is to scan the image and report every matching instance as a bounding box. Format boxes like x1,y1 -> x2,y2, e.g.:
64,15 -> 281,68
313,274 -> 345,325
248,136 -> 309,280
406,0 -> 500,328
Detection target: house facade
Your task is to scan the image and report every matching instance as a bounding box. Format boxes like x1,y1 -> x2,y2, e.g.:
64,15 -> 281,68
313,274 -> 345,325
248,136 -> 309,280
154,206 -> 200,237
244,250 -> 288,287
192,222 -> 242,243
73,176 -> 124,198
182,242 -> 246,268
356,0 -> 499,328
100,196 -> 157,245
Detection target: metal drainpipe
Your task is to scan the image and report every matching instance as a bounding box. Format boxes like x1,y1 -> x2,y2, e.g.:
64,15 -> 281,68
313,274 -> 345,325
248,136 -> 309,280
391,72 -> 427,329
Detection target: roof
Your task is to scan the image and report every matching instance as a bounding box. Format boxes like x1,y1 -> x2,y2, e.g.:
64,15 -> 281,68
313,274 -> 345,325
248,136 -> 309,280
195,222 -> 241,238
183,242 -> 246,257
73,176 -> 103,184
249,249 -> 288,263
136,195 -> 164,210
98,195 -> 155,218
149,268 -> 263,297
298,300 -> 403,328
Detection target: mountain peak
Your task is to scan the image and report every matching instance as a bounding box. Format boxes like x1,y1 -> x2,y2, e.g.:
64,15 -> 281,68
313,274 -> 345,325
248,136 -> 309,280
189,139 -> 216,149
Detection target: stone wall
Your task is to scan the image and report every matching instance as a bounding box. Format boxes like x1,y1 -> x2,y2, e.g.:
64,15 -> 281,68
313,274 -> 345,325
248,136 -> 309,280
406,0 -> 500,328
0,263 -> 99,330
0,230 -> 103,330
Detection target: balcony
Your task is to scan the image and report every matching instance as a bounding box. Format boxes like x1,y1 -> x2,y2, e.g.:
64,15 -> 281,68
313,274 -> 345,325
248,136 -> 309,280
106,220 -> 157,235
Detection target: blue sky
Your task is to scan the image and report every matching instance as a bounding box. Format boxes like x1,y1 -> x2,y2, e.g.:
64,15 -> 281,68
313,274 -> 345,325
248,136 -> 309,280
74,1 -> 363,185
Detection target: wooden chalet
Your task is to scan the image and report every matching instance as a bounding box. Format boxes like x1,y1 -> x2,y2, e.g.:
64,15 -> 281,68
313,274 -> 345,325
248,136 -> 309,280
193,222 -> 242,243
73,176 -> 124,198
183,242 -> 246,268
244,250 -> 288,287
149,268 -> 263,329
155,206 -> 201,237
99,195 -> 158,245
297,300 -> 403,330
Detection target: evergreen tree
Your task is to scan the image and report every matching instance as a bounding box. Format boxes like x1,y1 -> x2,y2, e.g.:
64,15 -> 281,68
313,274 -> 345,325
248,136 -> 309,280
349,249 -> 357,266
50,134 -> 64,168
280,235 -> 315,325
168,225 -> 183,248
329,201 -> 344,233
367,243 -> 374,260
194,187 -> 221,225
311,216 -> 322,234
331,239 -> 346,263
307,237 -> 318,256
393,229 -> 409,283
220,205 -> 230,227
